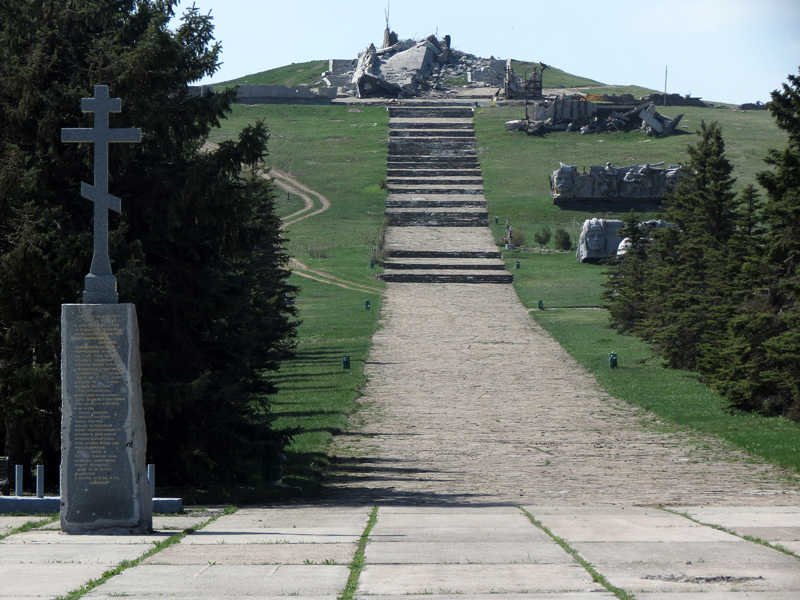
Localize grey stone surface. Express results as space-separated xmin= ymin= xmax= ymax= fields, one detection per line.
xmin=61 ymin=303 xmax=151 ymax=534
xmin=552 ymin=162 xmax=680 ymax=206
xmin=0 ymin=516 xmax=46 ymax=533
xmin=85 ymin=564 xmax=349 ymax=597
xmin=61 ymin=85 xmax=140 ymax=304
xmin=576 ymin=217 xmax=625 ymax=262
xmin=181 ymin=527 xmax=362 ymax=545
xmin=357 ymin=563 xmax=602 ymax=594
xmin=143 ymin=543 xmax=357 ymax=565
xmin=366 ymin=541 xmax=572 ymax=564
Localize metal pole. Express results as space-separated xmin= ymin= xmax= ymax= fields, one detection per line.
xmin=147 ymin=464 xmax=155 ymax=499
xmin=36 ymin=465 xmax=44 ymax=498
xmin=15 ymin=465 xmax=23 ymax=497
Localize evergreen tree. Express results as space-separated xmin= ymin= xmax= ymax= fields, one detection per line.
xmin=602 ymin=210 xmax=649 ymax=333
xmin=0 ymin=1 xmax=297 ymax=486
xmin=707 ymin=69 xmax=800 ymax=419
xmin=626 ymin=121 xmax=741 ymax=369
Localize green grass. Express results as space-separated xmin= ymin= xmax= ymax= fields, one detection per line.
xmin=53 ymin=507 xmax=235 ymax=600
xmin=210 ymin=103 xmax=389 ymax=285
xmin=512 ymin=61 xmax=603 ymax=88
xmin=199 ymin=81 xmax=798 ymax=497
xmin=339 ymin=506 xmax=379 ymax=600
xmin=530 ymin=309 xmax=800 ymax=473
xmin=519 ymin=507 xmax=635 ymax=600
xmin=214 ymin=60 xmax=329 ymax=89
xmin=0 ymin=514 xmax=58 ymax=540
xmin=583 ymin=85 xmax=660 ymax=98
xmin=270 ymin=275 xmax=383 ymax=494
xmin=470 ymin=102 xmax=800 ymax=473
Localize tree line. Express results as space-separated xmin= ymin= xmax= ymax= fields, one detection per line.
xmin=0 ymin=1 xmax=298 ymax=488
xmin=603 ymin=68 xmax=800 ymax=421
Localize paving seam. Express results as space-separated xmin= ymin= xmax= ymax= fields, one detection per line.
xmin=661 ymin=507 xmax=800 ymax=561
xmin=53 ymin=508 xmax=231 ymax=600
xmin=518 ymin=507 xmax=634 ymax=600
xmin=340 ymin=505 xmax=379 ymax=600
xmin=0 ymin=514 xmax=58 ymax=541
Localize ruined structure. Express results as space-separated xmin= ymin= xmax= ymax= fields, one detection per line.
xmin=551 ymin=162 xmax=681 ymax=210
xmin=576 ymin=218 xmax=625 ymax=263
xmin=323 ymin=32 xmax=509 ymax=98
xmin=507 ymin=100 xmax=684 ymax=136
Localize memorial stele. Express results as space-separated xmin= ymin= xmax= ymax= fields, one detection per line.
xmin=60 ymin=85 xmax=152 ymax=534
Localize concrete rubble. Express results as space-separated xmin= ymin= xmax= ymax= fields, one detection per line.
xmin=507 ymin=99 xmax=685 ymax=136
xmin=323 ymin=30 xmax=510 ymax=98
xmin=551 ymin=161 xmax=681 ymax=208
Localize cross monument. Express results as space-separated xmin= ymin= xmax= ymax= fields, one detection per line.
xmin=61 ymin=85 xmax=141 ymax=304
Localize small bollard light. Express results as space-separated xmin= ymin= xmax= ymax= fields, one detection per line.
xmin=342 ymin=355 xmax=351 ymax=369
xmin=538 ymin=300 xmax=544 ymax=310
xmin=609 ymin=352 xmax=618 ymax=368
xmin=365 ymin=300 xmax=371 ymax=310
xmin=494 ymin=216 xmax=499 ymax=224
xmin=515 ymin=260 xmax=520 ymax=269
xmin=369 ymin=259 xmax=375 ymax=268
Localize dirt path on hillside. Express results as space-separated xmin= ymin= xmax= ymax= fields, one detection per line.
xmin=324 ymin=282 xmax=799 ymax=507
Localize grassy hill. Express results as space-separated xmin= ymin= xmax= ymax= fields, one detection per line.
xmin=203 ymin=77 xmax=799 ymax=497
xmin=213 ymin=60 xmax=329 ymax=89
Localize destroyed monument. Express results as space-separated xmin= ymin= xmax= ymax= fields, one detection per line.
xmin=551 ymin=162 xmax=681 ymax=210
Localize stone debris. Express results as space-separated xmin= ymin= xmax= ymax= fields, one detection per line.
xmin=551 ymin=162 xmax=681 ymax=206
xmin=738 ymin=100 xmax=768 ymax=111
xmin=326 ymin=32 xmax=509 ymax=98
xmin=509 ymin=99 xmax=684 ymax=136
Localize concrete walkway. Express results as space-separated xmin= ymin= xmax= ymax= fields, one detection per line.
xmin=2 ymin=101 xmax=799 ymax=598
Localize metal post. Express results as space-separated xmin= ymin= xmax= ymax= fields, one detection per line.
xmin=538 ymin=300 xmax=544 ymax=310
xmin=15 ymin=465 xmax=23 ymax=497
xmin=495 ymin=216 xmax=499 ymax=224
xmin=609 ymin=352 xmax=618 ymax=368
xmin=147 ymin=464 xmax=155 ymax=499
xmin=342 ymin=355 xmax=351 ymax=370
xmin=36 ymin=465 xmax=44 ymax=498
xmin=515 ymin=260 xmax=520 ymax=269
xmin=365 ymin=300 xmax=371 ymax=310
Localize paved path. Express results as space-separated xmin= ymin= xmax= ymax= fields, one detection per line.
xmin=2 ymin=101 xmax=799 ymax=598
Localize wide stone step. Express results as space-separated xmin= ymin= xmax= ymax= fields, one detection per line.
xmin=387 ymin=177 xmax=484 ymax=185
xmin=384 ymin=259 xmax=506 ymax=270
xmin=378 ymin=271 xmax=513 ymax=284
xmin=387 ymin=169 xmax=482 ymax=177
xmin=387 ymin=185 xmax=484 ymax=195
xmin=386 ymin=210 xmax=489 ymax=227
xmin=389 ymin=130 xmax=476 ymax=138
xmin=386 ymin=199 xmax=486 ymax=208
xmin=389 ymin=140 xmax=476 ymax=151
xmin=387 ymin=250 xmax=502 ymax=258
xmin=389 ymin=155 xmax=480 ymax=165
xmin=389 ymin=108 xmax=474 ymax=118
xmin=390 ymin=121 xmax=474 ymax=130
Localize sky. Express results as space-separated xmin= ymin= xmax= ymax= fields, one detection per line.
xmin=171 ymin=0 xmax=800 ymax=105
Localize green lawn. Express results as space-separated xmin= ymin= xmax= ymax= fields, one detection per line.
xmin=205 ymin=89 xmax=799 ymax=498
xmin=213 ymin=60 xmax=329 ymax=89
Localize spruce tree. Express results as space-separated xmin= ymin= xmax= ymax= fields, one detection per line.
xmin=707 ymin=69 xmax=800 ymax=419
xmin=632 ymin=121 xmax=740 ymax=369
xmin=0 ymin=1 xmax=297 ymax=485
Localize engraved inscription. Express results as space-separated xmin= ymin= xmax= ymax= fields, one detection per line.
xmin=71 ymin=313 xmax=125 ymax=486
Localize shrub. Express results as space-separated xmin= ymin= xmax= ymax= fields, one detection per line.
xmin=554 ymin=228 xmax=572 ymax=250
xmin=533 ymin=226 xmax=552 ymax=247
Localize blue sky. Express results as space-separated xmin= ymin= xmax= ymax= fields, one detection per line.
xmin=173 ymin=0 xmax=800 ymax=105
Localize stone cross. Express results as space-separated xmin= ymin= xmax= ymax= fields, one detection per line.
xmin=61 ymin=85 xmax=141 ymax=304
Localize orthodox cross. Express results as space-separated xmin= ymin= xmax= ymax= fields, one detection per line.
xmin=61 ymin=85 xmax=141 ymax=304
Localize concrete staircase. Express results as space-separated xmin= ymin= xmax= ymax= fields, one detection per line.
xmin=379 ymin=104 xmax=511 ymax=284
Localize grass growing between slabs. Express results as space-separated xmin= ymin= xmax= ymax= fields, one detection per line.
xmin=531 ymin=309 xmax=800 ymax=474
